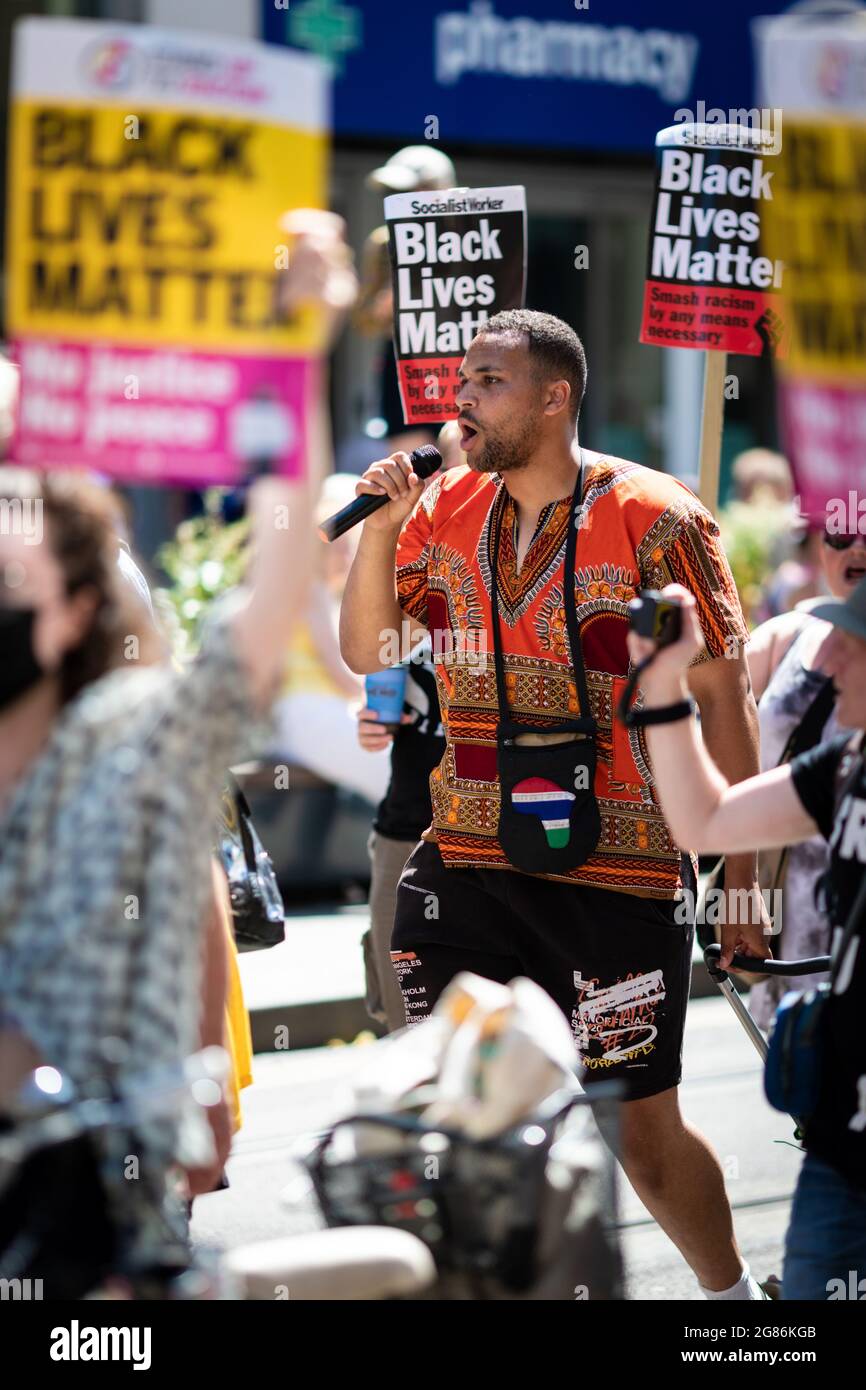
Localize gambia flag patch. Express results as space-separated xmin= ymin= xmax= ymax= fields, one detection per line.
xmin=511 ymin=777 xmax=576 ymax=849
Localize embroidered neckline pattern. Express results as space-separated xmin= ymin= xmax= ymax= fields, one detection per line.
xmin=478 ymin=484 xmax=573 ymax=628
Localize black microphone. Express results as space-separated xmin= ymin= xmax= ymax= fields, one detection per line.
xmin=318 ymin=445 xmax=442 ymax=542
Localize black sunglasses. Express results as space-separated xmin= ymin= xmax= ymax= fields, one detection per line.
xmin=822 ymin=532 xmax=866 ymax=551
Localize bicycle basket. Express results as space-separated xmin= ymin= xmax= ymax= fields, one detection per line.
xmin=304 ymin=1086 xmax=615 ymax=1294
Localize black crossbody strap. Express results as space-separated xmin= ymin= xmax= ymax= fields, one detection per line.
xmin=767 ymin=676 xmax=837 ymax=896
xmin=490 ymin=451 xmax=590 ymax=724
xmin=829 ymin=741 xmax=866 ymax=988
xmin=781 ymin=676 xmax=836 ymax=764
xmin=831 ymin=866 xmax=866 ymax=990
xmin=226 ymin=770 xmax=258 ymax=874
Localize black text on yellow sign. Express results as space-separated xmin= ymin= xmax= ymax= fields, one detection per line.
xmin=7 ymin=103 xmax=325 ymax=353
xmin=761 ymin=119 xmax=866 ymax=380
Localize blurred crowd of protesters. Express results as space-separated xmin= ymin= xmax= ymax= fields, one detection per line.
xmin=628 ymin=577 xmax=866 ymax=1301
xmin=711 ymin=446 xmax=864 ymax=1028
xmin=0 ymin=137 xmax=863 ymax=1302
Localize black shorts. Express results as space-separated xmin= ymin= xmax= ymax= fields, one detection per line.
xmin=391 ymin=840 xmax=695 ymax=1102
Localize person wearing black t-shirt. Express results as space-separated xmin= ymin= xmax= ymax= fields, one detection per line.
xmin=357 ymin=423 xmax=462 ymax=1031
xmin=627 ymin=575 xmax=866 ymax=1301
xmin=358 ymin=648 xmax=445 ymax=1030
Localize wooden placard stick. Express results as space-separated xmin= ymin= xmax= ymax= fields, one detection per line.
xmin=698 ymin=349 xmax=728 ymax=514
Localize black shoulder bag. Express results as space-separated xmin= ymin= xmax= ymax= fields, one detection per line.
xmin=216 ymin=775 xmax=286 ymax=952
xmin=764 ymin=738 xmax=865 ymax=1121
xmin=493 ymin=453 xmax=601 ymax=875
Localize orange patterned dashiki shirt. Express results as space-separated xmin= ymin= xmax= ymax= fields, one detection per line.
xmin=395 ymin=453 xmax=748 ymax=898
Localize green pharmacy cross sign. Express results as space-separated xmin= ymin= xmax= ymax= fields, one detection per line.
xmin=287 ymin=0 xmax=362 ymax=75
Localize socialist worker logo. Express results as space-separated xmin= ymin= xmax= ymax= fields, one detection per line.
xmin=82 ymin=38 xmax=136 ymax=92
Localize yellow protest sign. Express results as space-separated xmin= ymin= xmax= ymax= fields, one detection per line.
xmin=761 ymin=118 xmax=866 ymax=383
xmin=7 ymin=18 xmax=328 ymax=484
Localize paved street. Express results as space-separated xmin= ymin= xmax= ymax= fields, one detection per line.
xmin=192 ymin=992 xmax=802 ymax=1299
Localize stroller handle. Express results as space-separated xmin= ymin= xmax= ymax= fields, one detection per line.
xmin=703 ymin=943 xmax=831 ymax=978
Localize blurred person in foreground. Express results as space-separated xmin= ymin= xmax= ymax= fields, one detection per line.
xmin=0 ymin=469 xmax=293 ymax=1279
xmin=0 ymin=217 xmax=354 ymax=1287
xmin=745 ymin=523 xmax=865 ymax=1029
xmin=341 ymin=309 xmax=774 ymax=1300
xmin=356 ymin=421 xmax=464 ymax=1030
xmin=116 ymin=536 xmax=253 ymax=1189
xmin=628 ymin=578 xmax=866 ymax=1300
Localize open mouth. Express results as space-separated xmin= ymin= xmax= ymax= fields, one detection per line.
xmin=844 ymin=563 xmax=866 ymax=584
xmin=458 ymin=417 xmax=481 ymax=451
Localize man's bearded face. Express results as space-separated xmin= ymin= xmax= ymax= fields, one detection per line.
xmin=455 ymin=335 xmax=546 ymax=474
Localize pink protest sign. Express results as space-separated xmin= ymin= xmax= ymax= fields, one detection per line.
xmin=11 ymin=339 xmax=316 ymax=487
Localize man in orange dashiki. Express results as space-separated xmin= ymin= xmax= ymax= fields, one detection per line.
xmin=339 ymin=309 xmax=772 ymax=1301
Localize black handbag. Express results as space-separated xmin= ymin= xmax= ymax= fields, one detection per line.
xmin=216 ymin=774 xmax=285 ymax=953
xmin=493 ymin=453 xmax=601 ymax=875
xmin=765 ymin=860 xmax=865 ymax=1121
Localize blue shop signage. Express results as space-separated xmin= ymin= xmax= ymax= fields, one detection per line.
xmin=262 ymin=0 xmax=796 ymax=154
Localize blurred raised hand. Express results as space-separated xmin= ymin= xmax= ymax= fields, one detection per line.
xmin=228 ymin=209 xmax=362 ymax=707
xmin=276 ymin=208 xmax=358 ymax=350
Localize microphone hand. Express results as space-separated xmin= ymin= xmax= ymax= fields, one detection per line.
xmin=356 ymin=451 xmax=426 ymax=532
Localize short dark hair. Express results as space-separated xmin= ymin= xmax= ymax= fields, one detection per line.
xmin=475 ymin=309 xmax=587 ymax=422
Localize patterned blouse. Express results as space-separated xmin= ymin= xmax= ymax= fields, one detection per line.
xmin=0 ymin=614 xmax=254 ymax=1201
xmin=750 ymin=624 xmax=845 ymax=1029
xmin=396 ymin=456 xmax=748 ymax=898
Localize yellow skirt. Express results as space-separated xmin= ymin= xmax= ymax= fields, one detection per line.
xmin=213 ymin=868 xmax=254 ymax=1132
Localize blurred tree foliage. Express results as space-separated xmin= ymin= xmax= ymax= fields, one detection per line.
xmin=154 ymin=491 xmax=249 ymax=659
xmin=718 ymin=498 xmax=792 ymax=628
